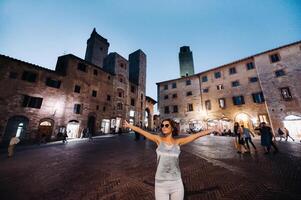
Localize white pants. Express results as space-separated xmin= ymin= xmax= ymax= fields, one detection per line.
xmin=155 ymin=179 xmax=184 ymax=200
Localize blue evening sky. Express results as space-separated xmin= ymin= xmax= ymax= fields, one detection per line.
xmin=1 ymin=0 xmax=301 ymax=112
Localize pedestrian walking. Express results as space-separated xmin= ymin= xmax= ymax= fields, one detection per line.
xmin=259 ymin=122 xmax=279 ymax=154
xmin=284 ymin=127 xmax=295 ymax=142
xmin=62 ymin=129 xmax=68 ymax=144
xmin=8 ymin=136 xmax=20 ymax=158
xmin=87 ymin=128 xmax=93 ymax=141
xmin=234 ymin=122 xmax=248 ymax=153
xmin=277 ymin=128 xmax=286 ymax=141
xmin=123 ymin=119 xmax=213 ymax=200
xmin=241 ymin=125 xmax=256 ymax=152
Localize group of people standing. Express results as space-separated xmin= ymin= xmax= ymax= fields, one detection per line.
xmin=233 ymin=122 xmax=257 ymax=153
xmin=234 ymin=122 xmax=279 ymax=154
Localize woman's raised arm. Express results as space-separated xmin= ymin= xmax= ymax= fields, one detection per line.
xmin=123 ymin=120 xmax=160 ymax=144
xmin=176 ymin=129 xmax=212 ymax=146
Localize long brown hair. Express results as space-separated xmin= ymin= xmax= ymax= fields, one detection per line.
xmin=161 ymin=119 xmax=177 ymax=136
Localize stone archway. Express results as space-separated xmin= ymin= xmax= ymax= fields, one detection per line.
xmin=38 ymin=118 xmax=54 ymax=141
xmin=3 ymin=116 xmax=29 ymax=143
xmin=66 ymin=120 xmax=80 ymax=138
xmin=234 ymin=113 xmax=253 ymax=129
xmin=283 ymin=115 xmax=301 ymax=140
xmin=87 ymin=115 xmax=96 ymax=135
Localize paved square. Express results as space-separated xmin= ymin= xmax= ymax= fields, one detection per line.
xmin=0 ymin=134 xmax=301 ymax=200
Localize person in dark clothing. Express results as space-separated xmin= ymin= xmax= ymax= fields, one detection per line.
xmin=62 ymin=129 xmax=68 ymax=144
xmin=259 ymin=122 xmax=278 ymax=154
xmin=277 ymin=128 xmax=286 ymax=141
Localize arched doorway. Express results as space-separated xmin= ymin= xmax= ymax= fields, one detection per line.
xmin=38 ymin=119 xmax=54 ymax=141
xmin=66 ymin=120 xmax=79 ymax=138
xmin=283 ymin=115 xmax=301 ymax=140
xmin=87 ymin=115 xmax=96 ymax=135
xmin=4 ymin=116 xmax=29 ymax=143
xmin=235 ymin=113 xmax=253 ymax=129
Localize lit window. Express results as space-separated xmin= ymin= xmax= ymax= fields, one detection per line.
xmin=218 ymin=98 xmax=226 ymax=108
xmin=280 ymin=87 xmax=292 ymax=100
xmin=217 ymin=84 xmax=224 ymax=90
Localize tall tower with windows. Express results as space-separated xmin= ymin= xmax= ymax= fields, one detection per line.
xmin=85 ymin=28 xmax=110 ymax=67
xmin=179 ymin=46 xmax=195 ymax=77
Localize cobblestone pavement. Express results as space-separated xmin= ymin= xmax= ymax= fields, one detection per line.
xmin=0 ymin=134 xmax=301 ymax=200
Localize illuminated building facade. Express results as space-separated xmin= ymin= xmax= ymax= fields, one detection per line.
xmin=157 ymin=41 xmax=301 ymax=139
xmin=0 ymin=29 xmax=153 ymax=144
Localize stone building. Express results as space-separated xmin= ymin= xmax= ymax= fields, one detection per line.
xmin=157 ymin=41 xmax=301 ymax=139
xmin=179 ymin=46 xmax=195 ymax=77
xmin=0 ymin=29 xmax=153 ymax=144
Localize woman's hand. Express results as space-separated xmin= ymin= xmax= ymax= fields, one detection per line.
xmin=123 ymin=120 xmax=130 ymax=128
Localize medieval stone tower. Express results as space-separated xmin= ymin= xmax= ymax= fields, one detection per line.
xmin=179 ymin=46 xmax=195 ymax=77
xmin=129 ymin=50 xmax=147 ymax=123
xmin=85 ymin=28 xmax=110 ymax=67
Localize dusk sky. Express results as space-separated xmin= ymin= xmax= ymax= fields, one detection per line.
xmin=1 ymin=0 xmax=301 ymax=112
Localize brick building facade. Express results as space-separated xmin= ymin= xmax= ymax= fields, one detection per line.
xmin=0 ymin=29 xmax=154 ymax=144
xmin=157 ymin=41 xmax=301 ymax=139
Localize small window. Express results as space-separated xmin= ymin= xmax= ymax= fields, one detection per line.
xmin=246 ymin=62 xmax=255 ymax=70
xmin=117 ymin=103 xmax=123 ymax=110
xmin=108 ymin=76 xmax=111 ymax=80
xmin=249 ymin=77 xmax=258 ymax=83
xmin=172 ymin=82 xmax=177 ymax=88
xmin=186 ymin=91 xmax=192 ymax=96
xmin=229 ymin=67 xmax=237 ymax=75
xmin=202 ymin=88 xmax=209 ymax=93
xmin=280 ymin=87 xmax=292 ymax=100
xmin=93 ymin=69 xmax=98 ymax=76
xmin=164 ymin=95 xmax=169 ymax=100
xmin=103 ymin=106 xmax=106 ymax=112
xmin=119 ymin=77 xmax=123 ymax=83
xmin=77 ymin=63 xmax=87 ymax=72
xmin=141 ymin=94 xmax=143 ymax=100
xmin=9 ymin=72 xmax=18 ymax=79
xmin=217 ymin=84 xmax=224 ymax=90
xmin=202 ymin=76 xmax=208 ymax=82
xmin=275 ymin=69 xmax=285 ymax=77
xmin=96 ymin=105 xmax=99 ymax=110
xmin=164 ymin=106 xmax=170 ymax=114
xmin=187 ymin=103 xmax=193 ymax=111
xmin=270 ymin=53 xmax=280 ymax=63
xmin=107 ymin=95 xmax=111 ymax=101
xmin=205 ymin=100 xmax=211 ymax=110
xmin=22 ymin=71 xmax=37 ymax=83
xmin=92 ymin=90 xmax=97 ymax=97
xmin=164 ymin=84 xmax=168 ymax=90
xmin=252 ymin=92 xmax=265 ymax=103
xmin=214 ymin=72 xmax=221 ymax=79
xmin=131 ymin=98 xmax=135 ymax=106
xmin=173 ymin=105 xmax=178 ymax=113
xmin=186 ymin=80 xmax=191 ymax=85
xmin=46 ymin=78 xmax=61 ymax=89
xmin=232 ymin=81 xmax=240 ymax=87
xmin=172 ymin=94 xmax=178 ymax=98
xmin=232 ymin=96 xmax=245 ymax=105
xmin=218 ymin=98 xmax=226 ymax=109
xmin=22 ymin=95 xmax=43 ymax=109
xmin=74 ymin=85 xmax=81 ymax=93
xmin=73 ymin=104 xmax=81 ymax=114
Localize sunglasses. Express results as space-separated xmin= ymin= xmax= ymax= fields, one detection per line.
xmin=161 ymin=124 xmax=170 ymax=128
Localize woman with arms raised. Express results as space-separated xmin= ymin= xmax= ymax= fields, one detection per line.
xmin=123 ymin=119 xmax=213 ymax=200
